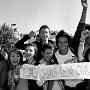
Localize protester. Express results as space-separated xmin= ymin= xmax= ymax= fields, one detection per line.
xmin=78 ymin=30 xmax=90 ymax=90
xmin=70 ymin=0 xmax=88 ymax=55
xmin=83 ymin=25 xmax=90 ymax=55
xmin=15 ymin=25 xmax=54 ymax=61
xmin=48 ymin=30 xmax=85 ymax=90
xmin=0 ymin=52 xmax=8 ymax=90
xmin=36 ymin=43 xmax=55 ymax=90
xmin=16 ymin=43 xmax=44 ymax=90
xmin=47 ymin=0 xmax=88 ymax=89
xmin=8 ymin=49 xmax=23 ymax=90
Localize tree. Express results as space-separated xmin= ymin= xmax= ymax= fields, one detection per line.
xmin=0 ymin=23 xmax=19 ymax=52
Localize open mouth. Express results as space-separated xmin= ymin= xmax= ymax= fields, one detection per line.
xmin=13 ymin=61 xmax=19 ymax=64
xmin=26 ymin=55 xmax=32 ymax=58
xmin=13 ymin=61 xmax=18 ymax=63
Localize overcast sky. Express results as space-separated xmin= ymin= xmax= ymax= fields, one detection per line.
xmin=0 ymin=0 xmax=90 ymax=35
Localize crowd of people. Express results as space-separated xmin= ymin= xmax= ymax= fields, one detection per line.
xmin=0 ymin=0 xmax=90 ymax=90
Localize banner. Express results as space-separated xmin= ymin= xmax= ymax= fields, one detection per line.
xmin=20 ymin=64 xmax=38 ymax=80
xmin=20 ymin=62 xmax=90 ymax=80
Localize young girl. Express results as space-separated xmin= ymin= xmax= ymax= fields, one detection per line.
xmin=16 ymin=43 xmax=43 ymax=90
xmin=8 ymin=49 xmax=23 ymax=90
xmin=36 ymin=43 xmax=54 ymax=90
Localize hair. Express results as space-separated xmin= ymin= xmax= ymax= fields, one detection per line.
xmin=42 ymin=43 xmax=54 ymax=53
xmin=85 ymin=24 xmax=90 ymax=30
xmin=56 ymin=30 xmax=71 ymax=46
xmin=0 ymin=51 xmax=5 ymax=62
xmin=24 ymin=43 xmax=37 ymax=53
xmin=84 ymin=48 xmax=90 ymax=62
xmin=39 ymin=25 xmax=50 ymax=34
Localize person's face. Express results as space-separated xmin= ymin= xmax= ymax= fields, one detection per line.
xmin=57 ymin=37 xmax=69 ymax=54
xmin=2 ymin=51 xmax=8 ymax=60
xmin=40 ymin=28 xmax=50 ymax=41
xmin=10 ymin=52 xmax=20 ymax=66
xmin=43 ymin=48 xmax=53 ymax=62
xmin=25 ymin=46 xmax=35 ymax=60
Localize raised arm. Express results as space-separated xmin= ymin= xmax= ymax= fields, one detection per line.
xmin=70 ymin=0 xmax=88 ymax=55
xmin=80 ymin=0 xmax=88 ymax=23
xmin=15 ymin=34 xmax=30 ymax=50
xmin=78 ymin=30 xmax=90 ymax=61
xmin=15 ymin=31 xmax=35 ymax=50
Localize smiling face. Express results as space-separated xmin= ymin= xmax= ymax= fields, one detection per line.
xmin=25 ymin=46 xmax=35 ymax=60
xmin=43 ymin=48 xmax=53 ymax=62
xmin=57 ymin=37 xmax=69 ymax=55
xmin=10 ymin=52 xmax=20 ymax=66
xmin=39 ymin=28 xmax=50 ymax=41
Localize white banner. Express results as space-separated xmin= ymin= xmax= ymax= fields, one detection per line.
xmin=20 ymin=62 xmax=90 ymax=80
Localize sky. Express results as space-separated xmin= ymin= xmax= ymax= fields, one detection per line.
xmin=0 ymin=0 xmax=90 ymax=35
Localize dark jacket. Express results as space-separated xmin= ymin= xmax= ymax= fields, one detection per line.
xmin=70 ymin=22 xmax=85 ymax=55
xmin=0 ymin=53 xmax=8 ymax=90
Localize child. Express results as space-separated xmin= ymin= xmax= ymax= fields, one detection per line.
xmin=48 ymin=30 xmax=83 ymax=90
xmin=16 ymin=43 xmax=43 ymax=90
xmin=36 ymin=43 xmax=54 ymax=90
xmin=8 ymin=49 xmax=23 ymax=90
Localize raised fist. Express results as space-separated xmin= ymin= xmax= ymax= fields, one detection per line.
xmin=81 ymin=0 xmax=88 ymax=8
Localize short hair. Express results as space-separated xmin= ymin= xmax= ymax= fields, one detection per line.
xmin=42 ymin=43 xmax=54 ymax=53
xmin=56 ymin=30 xmax=71 ymax=46
xmin=39 ymin=25 xmax=50 ymax=34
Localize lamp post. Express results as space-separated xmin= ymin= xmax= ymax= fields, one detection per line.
xmin=11 ymin=24 xmax=16 ymax=49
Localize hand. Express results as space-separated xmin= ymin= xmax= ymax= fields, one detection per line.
xmin=81 ymin=0 xmax=88 ymax=8
xmin=15 ymin=65 xmax=21 ymax=75
xmin=36 ymin=80 xmax=44 ymax=87
xmin=81 ymin=30 xmax=90 ymax=40
xmin=28 ymin=31 xmax=36 ymax=38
